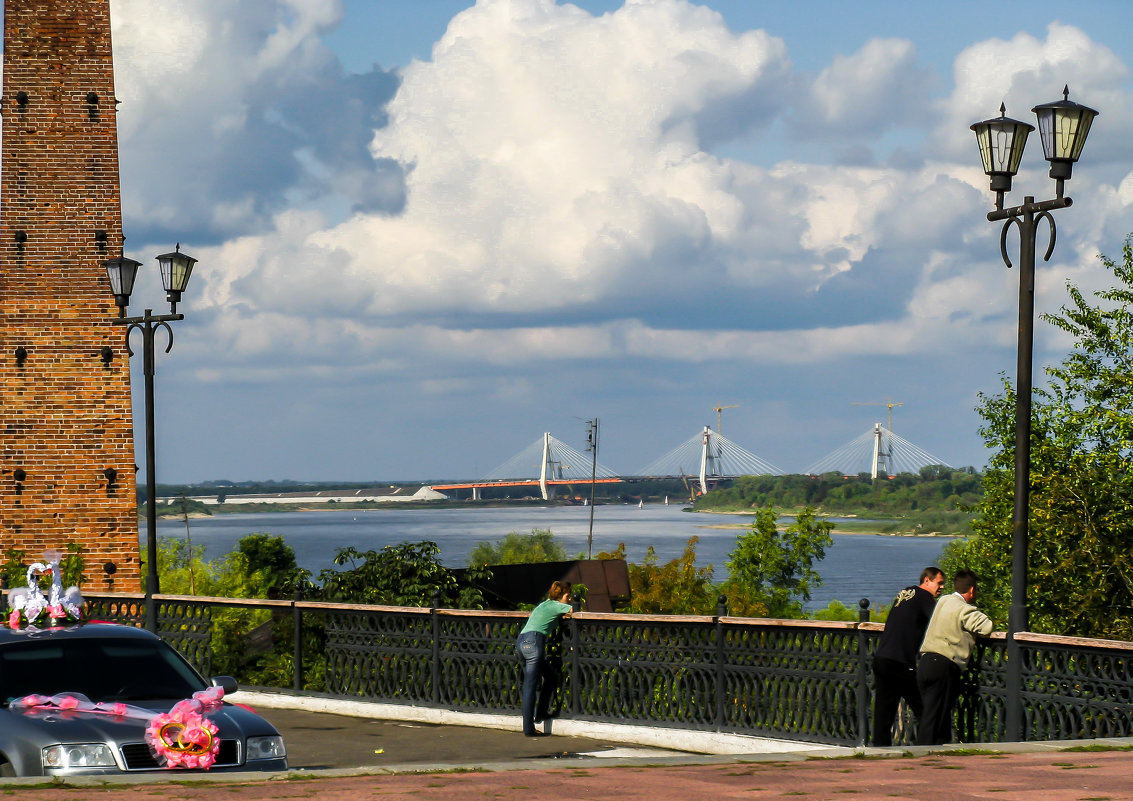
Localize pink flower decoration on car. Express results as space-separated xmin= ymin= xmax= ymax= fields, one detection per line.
xmin=145 ymin=688 xmax=225 ymax=769
xmin=7 ymin=609 xmax=19 ymax=629
xmin=56 ymin=695 xmax=80 ymax=710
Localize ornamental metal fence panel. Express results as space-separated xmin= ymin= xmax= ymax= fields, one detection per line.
xmin=721 ymin=620 xmax=864 ymax=745
xmin=435 ymin=612 xmax=525 ymax=711
xmin=958 ymin=638 xmax=1009 ymax=743
xmin=323 ymin=607 xmax=432 ymax=700
xmin=571 ymin=615 xmax=719 ymax=731
xmin=72 ymin=593 xmax=1133 ymax=747
xmin=1017 ymin=634 xmax=1133 ymax=741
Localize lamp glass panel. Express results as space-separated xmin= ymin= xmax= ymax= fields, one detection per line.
xmin=1005 ymin=122 xmax=1030 ymax=173
xmin=974 ymin=120 xmax=1029 ymax=175
xmin=158 ymin=252 xmax=197 ymax=293
xmin=104 ymin=258 xmax=141 ymax=298
xmin=974 ymin=127 xmax=994 ymax=173
xmin=1035 ymin=106 xmax=1097 ymax=162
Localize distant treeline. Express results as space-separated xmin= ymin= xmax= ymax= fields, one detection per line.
xmin=147 ymin=480 xmax=403 ymax=504
xmin=694 ymin=466 xmax=983 ymax=516
xmin=150 ymin=478 xmax=700 ymax=505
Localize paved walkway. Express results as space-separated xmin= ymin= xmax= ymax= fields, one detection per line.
xmin=2 ymin=705 xmax=1131 ymax=799
xmin=5 ymin=747 xmax=1133 ymax=800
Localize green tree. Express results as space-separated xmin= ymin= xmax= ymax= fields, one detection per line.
xmin=467 ymin=528 xmax=567 ymax=566
xmin=722 ymin=507 xmax=833 ymax=618
xmin=944 ymin=236 xmax=1133 ymax=640
xmin=153 ymin=538 xmax=267 ymax=599
xmin=318 ymin=542 xmax=489 ymax=608
xmin=599 ymin=537 xmax=716 ymax=615
xmin=237 ymin=533 xmax=300 ymax=598
xmin=811 ymin=599 xmax=861 ymax=622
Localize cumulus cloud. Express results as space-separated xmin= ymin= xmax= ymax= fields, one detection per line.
xmin=796 ymin=38 xmax=933 ymax=137
xmin=112 ymin=0 xmax=402 ymax=245
xmin=95 ymin=2 xmax=1133 ymax=477
xmin=198 ymin=0 xmax=940 ymax=330
xmin=106 ymin=1 xmax=1133 ymax=372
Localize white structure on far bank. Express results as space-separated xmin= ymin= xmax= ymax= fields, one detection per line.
xmin=165 ymin=486 xmax=448 ymax=506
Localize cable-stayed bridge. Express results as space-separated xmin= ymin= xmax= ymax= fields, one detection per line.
xmin=431 ymin=427 xmax=782 ymax=500
xmin=430 ymin=424 xmax=948 ymax=500
xmin=636 ymin=426 xmax=784 ymax=495
xmin=432 ymin=433 xmax=621 ymax=500
xmin=802 ymin=423 xmax=949 ymax=479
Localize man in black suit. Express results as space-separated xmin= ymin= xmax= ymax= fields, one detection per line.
xmin=871 ymin=566 xmax=945 ymax=746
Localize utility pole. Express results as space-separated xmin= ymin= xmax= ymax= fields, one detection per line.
xmin=585 ymin=418 xmax=599 ymax=559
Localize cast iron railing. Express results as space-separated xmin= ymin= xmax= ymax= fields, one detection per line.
xmin=62 ymin=593 xmax=1133 ymax=746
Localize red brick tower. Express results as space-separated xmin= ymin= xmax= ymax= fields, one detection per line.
xmin=0 ymin=0 xmax=140 ymax=589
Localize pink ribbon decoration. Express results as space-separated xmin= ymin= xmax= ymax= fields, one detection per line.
xmin=11 ymin=693 xmax=153 ymax=722
xmin=14 ymin=688 xmax=228 ymax=769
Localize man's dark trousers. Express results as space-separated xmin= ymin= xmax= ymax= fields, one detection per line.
xmin=872 ymin=657 xmax=922 ymax=746
xmin=916 ymin=652 xmax=961 ymax=745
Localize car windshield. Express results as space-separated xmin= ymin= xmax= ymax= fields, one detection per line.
xmin=0 ymin=636 xmax=206 ymax=705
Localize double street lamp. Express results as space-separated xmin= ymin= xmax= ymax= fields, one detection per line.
xmin=970 ymin=87 xmax=1098 ymax=741
xmin=104 ymin=245 xmax=198 ymax=632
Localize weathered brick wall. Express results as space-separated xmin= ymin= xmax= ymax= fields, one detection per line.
xmin=0 ymin=0 xmax=140 ymax=590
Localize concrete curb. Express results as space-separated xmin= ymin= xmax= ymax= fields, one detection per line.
xmin=236 ymin=689 xmax=843 ymax=756
xmin=235 ymin=690 xmax=1133 ymax=761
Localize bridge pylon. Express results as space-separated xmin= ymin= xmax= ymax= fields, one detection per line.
xmin=699 ymin=426 xmax=716 ymax=495
xmin=539 ymin=432 xmax=559 ymax=500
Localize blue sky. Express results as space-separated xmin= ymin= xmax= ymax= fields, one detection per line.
xmin=102 ymin=0 xmax=1133 ymax=483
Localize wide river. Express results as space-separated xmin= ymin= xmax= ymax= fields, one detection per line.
xmin=154 ymin=504 xmax=957 ymax=612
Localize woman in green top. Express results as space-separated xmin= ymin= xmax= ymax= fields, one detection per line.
xmin=516 ymin=580 xmax=573 ymax=736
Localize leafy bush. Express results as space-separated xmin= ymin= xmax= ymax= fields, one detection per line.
xmin=599 ymin=538 xmax=717 ymax=615
xmin=722 ymin=508 xmax=832 ymax=618
xmin=318 ymin=542 xmax=489 ymax=609
xmin=467 ymin=528 xmax=568 ymax=566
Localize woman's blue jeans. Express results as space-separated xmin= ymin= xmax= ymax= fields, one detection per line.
xmin=516 ymin=631 xmax=557 ymax=735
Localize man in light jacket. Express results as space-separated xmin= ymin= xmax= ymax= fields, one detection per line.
xmin=916 ymin=569 xmax=993 ymax=745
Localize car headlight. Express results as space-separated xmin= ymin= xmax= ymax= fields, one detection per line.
xmin=42 ymin=744 xmax=117 ymax=769
xmin=246 ymin=735 xmax=286 ymax=761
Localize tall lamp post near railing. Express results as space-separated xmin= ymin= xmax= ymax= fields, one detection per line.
xmin=585 ymin=417 xmax=599 ymax=559
xmin=970 ymin=87 xmax=1098 ymax=741
xmin=104 ymin=245 xmax=198 ymax=632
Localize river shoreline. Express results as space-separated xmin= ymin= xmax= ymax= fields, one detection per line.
xmin=152 ymin=501 xmax=964 ymax=539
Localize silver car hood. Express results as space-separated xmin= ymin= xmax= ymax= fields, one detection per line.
xmin=4 ymin=701 xmax=255 ymax=740
xmin=0 ymin=701 xmax=279 ymax=774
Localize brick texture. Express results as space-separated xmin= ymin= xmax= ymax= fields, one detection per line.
xmin=0 ymin=0 xmax=140 ymax=590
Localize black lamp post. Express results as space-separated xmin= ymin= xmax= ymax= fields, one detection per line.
xmin=104 ymin=245 xmax=198 ymax=632
xmin=970 ymin=87 xmax=1097 ymax=741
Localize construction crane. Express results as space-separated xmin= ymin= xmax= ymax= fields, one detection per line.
xmin=852 ymin=399 xmax=904 ymax=432
xmin=678 ymin=466 xmax=697 ymax=504
xmin=712 ymin=403 xmax=739 ymax=435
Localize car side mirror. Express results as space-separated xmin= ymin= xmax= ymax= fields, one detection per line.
xmin=211 ymin=675 xmax=239 ymax=695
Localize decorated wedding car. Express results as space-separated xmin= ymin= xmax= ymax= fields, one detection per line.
xmin=0 ymin=555 xmax=287 ymax=776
